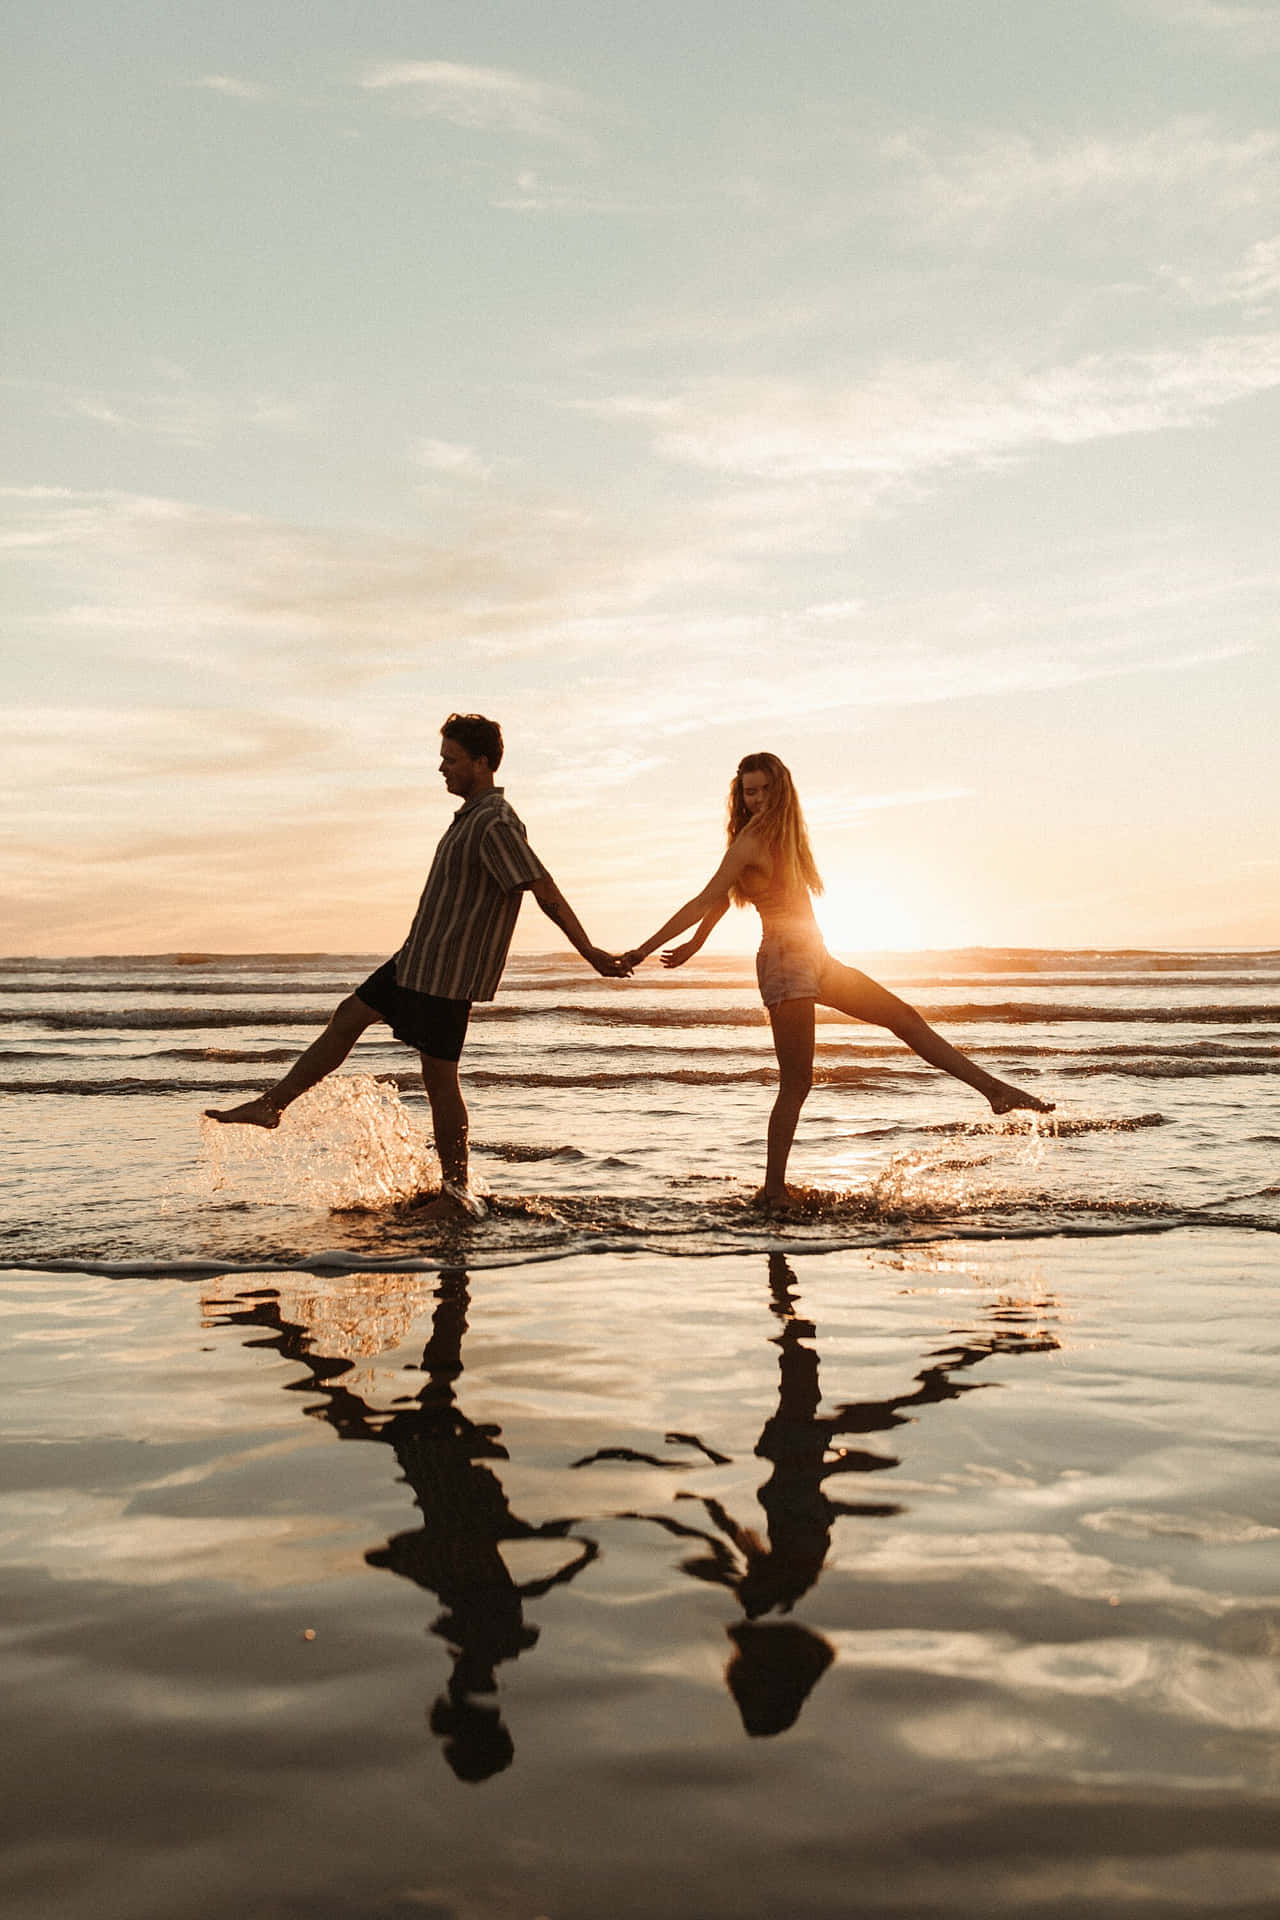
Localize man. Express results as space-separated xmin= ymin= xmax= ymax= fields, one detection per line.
xmin=205 ymin=713 xmax=624 ymax=1217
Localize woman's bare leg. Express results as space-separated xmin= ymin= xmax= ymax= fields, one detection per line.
xmin=817 ymin=963 xmax=1052 ymax=1113
xmin=204 ymin=992 xmax=383 ymax=1128
xmin=761 ymin=998 xmax=816 ymax=1202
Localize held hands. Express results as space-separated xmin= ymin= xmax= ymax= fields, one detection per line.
xmin=587 ymin=947 xmax=634 ymax=978
xmin=591 ymin=940 xmax=697 ymax=977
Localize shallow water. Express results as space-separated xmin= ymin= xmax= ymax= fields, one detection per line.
xmin=2 ymin=949 xmax=1278 ymax=1271
xmin=1 ymin=1232 xmax=1277 ymax=1919
xmin=2 ymin=951 xmax=1278 ymax=1915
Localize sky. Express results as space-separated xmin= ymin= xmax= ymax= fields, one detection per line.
xmin=5 ymin=0 xmax=1279 ymax=957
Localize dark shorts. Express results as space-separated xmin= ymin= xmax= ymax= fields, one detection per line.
xmin=355 ymin=960 xmax=471 ymax=1063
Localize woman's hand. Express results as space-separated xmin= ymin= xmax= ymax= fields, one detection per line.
xmin=660 ymin=941 xmax=697 ymax=969
xmin=616 ymin=948 xmax=646 ymax=974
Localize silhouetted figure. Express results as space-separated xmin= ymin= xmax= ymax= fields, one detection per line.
xmin=205 ymin=1268 xmax=596 ymax=1782
xmin=619 ymin=752 xmax=1051 ymax=1203
xmin=593 ymin=1253 xmax=1058 ymax=1736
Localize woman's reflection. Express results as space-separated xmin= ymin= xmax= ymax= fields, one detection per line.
xmin=205 ymin=1268 xmax=597 ymax=1782
xmin=593 ymin=1253 xmax=1059 ymax=1736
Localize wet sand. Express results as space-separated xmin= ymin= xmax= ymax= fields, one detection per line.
xmin=0 ymin=1228 xmax=1276 ymax=1919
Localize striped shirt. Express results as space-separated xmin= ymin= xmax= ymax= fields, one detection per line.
xmin=394 ymin=788 xmax=548 ymax=1002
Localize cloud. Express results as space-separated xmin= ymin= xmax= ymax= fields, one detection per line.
xmin=410 ymin=438 xmax=492 ymax=479
xmin=490 ymin=168 xmax=648 ymax=215
xmin=4 ymin=370 xmax=314 ymax=449
xmin=0 ymin=707 xmax=332 ymax=810
xmin=585 ymin=332 xmax=1280 ymax=483
xmin=803 ymin=786 xmax=975 ymax=828
xmin=1131 ymin=0 xmax=1280 ymax=50
xmin=4 ymin=482 xmax=1266 ymax=740
xmin=0 ymin=486 xmax=658 ymax=677
xmin=1165 ymin=235 xmax=1280 ymax=314
xmin=358 ymin=60 xmax=591 ymax=145
xmin=192 ymin=75 xmax=270 ymax=103
xmin=881 ymin=117 xmax=1280 ymax=236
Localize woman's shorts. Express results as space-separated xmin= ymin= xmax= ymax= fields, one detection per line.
xmin=755 ymin=927 xmax=831 ymax=1010
xmin=355 ymin=960 xmax=471 ymax=1063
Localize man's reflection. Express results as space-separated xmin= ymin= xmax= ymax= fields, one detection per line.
xmin=599 ymin=1253 xmax=1059 ymax=1736
xmin=205 ymin=1268 xmax=596 ymax=1782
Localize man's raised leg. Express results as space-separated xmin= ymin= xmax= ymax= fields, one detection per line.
xmin=204 ymin=992 xmax=383 ymax=1127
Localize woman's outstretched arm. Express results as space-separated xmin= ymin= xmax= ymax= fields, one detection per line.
xmin=661 ymin=900 xmax=729 ymax=968
xmin=620 ymin=840 xmax=756 ymax=969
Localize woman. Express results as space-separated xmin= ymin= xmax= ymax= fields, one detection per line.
xmin=620 ymin=752 xmax=1052 ymax=1207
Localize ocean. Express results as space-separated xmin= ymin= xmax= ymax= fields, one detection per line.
xmin=1 ymin=949 xmax=1277 ymax=1918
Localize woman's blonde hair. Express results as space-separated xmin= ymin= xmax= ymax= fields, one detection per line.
xmin=726 ymin=752 xmax=823 ymax=905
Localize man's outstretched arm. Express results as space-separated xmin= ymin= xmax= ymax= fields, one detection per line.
xmin=529 ymin=874 xmax=629 ymax=976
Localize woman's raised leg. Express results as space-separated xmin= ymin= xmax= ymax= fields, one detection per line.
xmin=762 ymin=998 xmax=817 ymax=1202
xmin=817 ymin=963 xmax=1052 ymax=1114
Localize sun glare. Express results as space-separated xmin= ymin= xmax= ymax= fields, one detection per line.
xmin=816 ymin=896 xmax=932 ymax=957
xmin=813 ymin=861 xmax=953 ymax=956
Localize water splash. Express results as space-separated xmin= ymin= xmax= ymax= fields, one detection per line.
xmin=198 ymin=1073 xmax=442 ymax=1211
xmin=868 ymin=1115 xmax=1055 ymax=1219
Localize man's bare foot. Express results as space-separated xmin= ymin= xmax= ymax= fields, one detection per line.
xmin=203 ymin=1096 xmax=283 ymax=1129
xmin=988 ymin=1081 xmax=1054 ymax=1116
xmin=415 ymin=1185 xmax=487 ymax=1223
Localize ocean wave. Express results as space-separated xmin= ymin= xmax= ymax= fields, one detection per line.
xmin=919 ymin=1112 xmax=1167 ymax=1137
xmin=479 ymin=1141 xmax=588 ymax=1163
xmin=7 ymin=1048 xmax=1276 ymax=1097
xmin=152 ymin=1046 xmax=302 ymax=1063
xmin=0 ymin=981 xmax=352 ymax=997
xmin=0 ymin=1007 xmax=336 ymax=1031
xmin=1053 ymin=1059 xmax=1280 ymax=1079
xmin=5 ymin=946 xmax=1279 ymax=976
xmin=7 ymin=970 xmax=1280 ymax=999
xmin=6 ymin=999 xmax=1280 ymax=1034
xmin=4 ymin=1204 xmax=1275 ymax=1279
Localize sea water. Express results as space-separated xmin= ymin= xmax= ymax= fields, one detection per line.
xmin=1 ymin=951 xmax=1277 ymax=1918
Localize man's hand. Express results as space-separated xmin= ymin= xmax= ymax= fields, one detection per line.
xmin=614 ymin=949 xmax=646 ymax=974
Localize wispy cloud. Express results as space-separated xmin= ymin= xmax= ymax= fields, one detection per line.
xmin=0 ymin=485 xmax=703 ymax=681
xmin=1165 ymin=235 xmax=1280 ymax=314
xmin=881 ymin=117 xmax=1280 ymax=233
xmin=410 ymin=438 xmax=492 ymax=480
xmin=5 ymin=369 xmax=314 ymax=448
xmin=192 ymin=74 xmax=270 ymax=103
xmin=804 ymin=785 xmax=974 ymax=828
xmin=490 ymin=168 xmax=647 ymax=216
xmin=585 ymin=332 xmax=1280 ymax=483
xmin=0 ymin=707 xmax=330 ymax=810
xmin=359 ymin=60 xmax=592 ymax=146
xmin=4 ymin=482 xmax=1267 ymax=731
xmin=1132 ymin=0 xmax=1280 ymax=50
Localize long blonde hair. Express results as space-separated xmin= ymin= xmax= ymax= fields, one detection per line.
xmin=726 ymin=752 xmax=823 ymax=906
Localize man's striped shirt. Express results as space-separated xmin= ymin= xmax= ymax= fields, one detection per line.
xmin=394 ymin=788 xmax=547 ymax=1002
